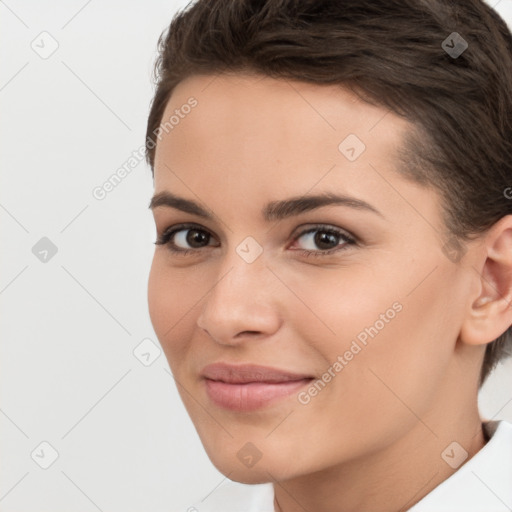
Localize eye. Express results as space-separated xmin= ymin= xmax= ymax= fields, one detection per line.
xmin=290 ymin=225 xmax=357 ymax=258
xmin=154 ymin=223 xmax=218 ymax=255
xmin=154 ymin=222 xmax=357 ymax=258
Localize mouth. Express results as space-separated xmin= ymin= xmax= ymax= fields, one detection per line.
xmin=201 ymin=362 xmax=315 ymax=411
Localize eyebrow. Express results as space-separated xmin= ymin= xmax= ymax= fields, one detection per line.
xmin=148 ymin=191 xmax=384 ymax=222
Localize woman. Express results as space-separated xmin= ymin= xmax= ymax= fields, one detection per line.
xmin=145 ymin=0 xmax=512 ymax=510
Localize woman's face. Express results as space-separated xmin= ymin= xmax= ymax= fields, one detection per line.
xmin=148 ymin=72 xmax=478 ymax=482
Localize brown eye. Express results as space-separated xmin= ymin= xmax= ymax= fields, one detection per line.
xmin=291 ymin=225 xmax=357 ymax=257
xmin=179 ymin=228 xmax=210 ymax=248
xmin=155 ymin=223 xmax=218 ymax=254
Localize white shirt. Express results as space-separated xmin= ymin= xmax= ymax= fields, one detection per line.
xmin=177 ymin=419 xmax=512 ymax=512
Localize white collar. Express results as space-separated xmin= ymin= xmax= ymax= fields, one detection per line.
xmin=408 ymin=419 xmax=512 ymax=511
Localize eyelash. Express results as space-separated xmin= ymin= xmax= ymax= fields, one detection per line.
xmin=154 ymin=222 xmax=357 ymax=258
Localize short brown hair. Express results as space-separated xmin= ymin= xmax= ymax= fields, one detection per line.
xmin=145 ymin=0 xmax=512 ymax=387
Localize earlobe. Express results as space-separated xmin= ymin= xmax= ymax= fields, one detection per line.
xmin=459 ymin=215 xmax=512 ymax=347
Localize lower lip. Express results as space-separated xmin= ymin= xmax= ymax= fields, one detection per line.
xmin=204 ymin=378 xmax=313 ymax=412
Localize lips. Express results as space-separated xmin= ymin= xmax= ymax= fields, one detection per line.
xmin=201 ymin=362 xmax=314 ymax=411
xmin=201 ymin=362 xmax=314 ymax=384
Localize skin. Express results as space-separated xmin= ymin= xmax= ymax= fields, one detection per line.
xmin=148 ymin=72 xmax=512 ymax=512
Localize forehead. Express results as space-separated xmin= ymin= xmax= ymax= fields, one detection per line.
xmin=152 ymin=72 xmax=439 ymax=230
xmin=154 ymin=72 xmax=411 ymax=177
xmin=156 ymin=72 xmax=409 ymax=165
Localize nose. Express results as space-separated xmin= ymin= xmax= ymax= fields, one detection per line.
xmin=196 ymin=252 xmax=282 ymax=346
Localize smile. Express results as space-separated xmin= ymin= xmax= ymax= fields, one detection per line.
xmin=201 ymin=362 xmax=315 ymax=412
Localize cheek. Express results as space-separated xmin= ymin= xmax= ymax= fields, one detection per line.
xmin=147 ymin=255 xmax=194 ymax=364
xmin=147 ymin=256 xmax=168 ymax=336
xmin=290 ymin=260 xmax=456 ymax=411
xmin=278 ymin=263 xmax=399 ymax=353
xmin=337 ymin=267 xmax=457 ymax=415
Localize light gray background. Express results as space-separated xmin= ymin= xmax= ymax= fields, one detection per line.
xmin=1 ymin=1 xmax=512 ymax=511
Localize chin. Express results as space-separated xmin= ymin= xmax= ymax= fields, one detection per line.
xmin=227 ymin=471 xmax=274 ymax=485
xmin=205 ymin=448 xmax=303 ymax=485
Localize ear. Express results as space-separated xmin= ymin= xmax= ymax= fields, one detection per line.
xmin=459 ymin=215 xmax=512 ymax=346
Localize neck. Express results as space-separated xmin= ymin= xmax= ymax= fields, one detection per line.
xmin=273 ymin=402 xmax=486 ymax=512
